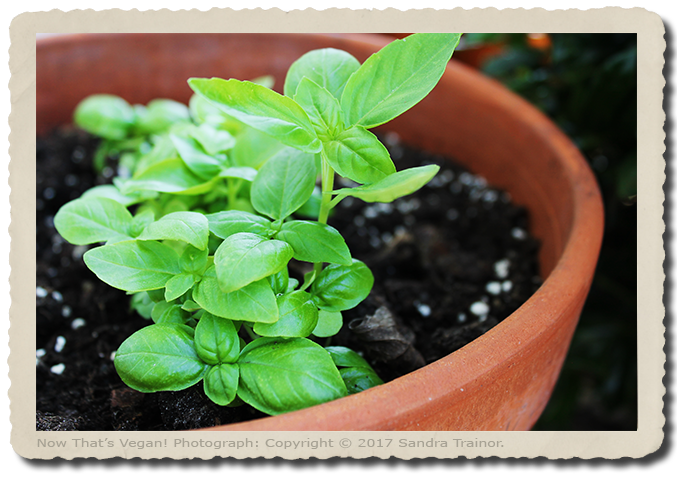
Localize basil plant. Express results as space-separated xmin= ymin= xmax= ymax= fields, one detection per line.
xmin=54 ymin=33 xmax=461 ymax=416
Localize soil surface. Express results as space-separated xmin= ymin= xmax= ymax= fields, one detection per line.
xmin=36 ymin=128 xmax=541 ymax=431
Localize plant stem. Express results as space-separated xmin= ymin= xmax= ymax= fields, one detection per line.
xmin=227 ymin=178 xmax=242 ymax=207
xmin=314 ymin=152 xmax=335 ymax=276
xmin=317 ymin=152 xmax=335 ymax=226
xmin=243 ymin=323 xmax=258 ymax=341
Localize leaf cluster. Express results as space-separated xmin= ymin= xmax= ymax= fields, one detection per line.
xmin=55 ymin=33 xmax=460 ymax=415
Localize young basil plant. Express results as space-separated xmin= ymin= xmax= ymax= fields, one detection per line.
xmin=55 ymin=33 xmax=460 ymax=417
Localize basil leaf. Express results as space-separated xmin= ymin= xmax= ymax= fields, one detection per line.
xmin=339 ymin=367 xmax=384 ymax=394
xmin=311 ymin=259 xmax=374 ymax=311
xmin=164 ymin=273 xmax=198 ymax=302
xmin=83 ymin=240 xmax=181 ymax=292
xmin=323 ymin=126 xmax=395 ymax=185
xmin=178 ymin=244 xmax=209 ymax=274
xmin=333 ymin=164 xmax=440 ymax=203
xmin=74 ymin=94 xmax=135 ymax=140
xmin=230 ymin=126 xmax=285 ymax=169
xmin=134 ymin=135 xmax=177 ymax=175
xmin=130 ymin=291 xmax=155 ymax=319
xmin=217 ymin=167 xmax=258 ymax=182
xmin=325 ymin=346 xmax=383 ymax=393
xmin=152 ymin=302 xmax=190 ymax=325
xmin=195 ymin=313 xmax=240 ymax=365
xmin=188 ymin=78 xmax=322 ymax=153
xmin=312 ymin=310 xmax=343 ymax=338
xmin=188 ymin=123 xmax=236 ymax=155
xmin=325 ymin=345 xmax=372 ymax=368
xmin=134 ymin=99 xmax=191 ymax=135
xmin=253 ymin=291 xmax=319 ymax=338
xmin=204 ymin=363 xmax=239 ymax=406
xmin=124 ymin=157 xmax=216 ymax=195
xmin=268 ymin=267 xmax=290 ymax=295
xmin=214 ymin=232 xmax=294 ymax=293
xmin=293 ymin=78 xmax=344 ymax=139
xmin=284 ymin=48 xmax=361 ymax=100
xmin=54 ymin=197 xmax=134 ymax=245
xmin=250 ymin=147 xmax=318 ymax=220
xmin=341 ymin=33 xmax=461 ymax=128
xmin=189 ymin=93 xmax=229 ymax=126
xmin=192 ymin=269 xmax=279 ymax=323
xmin=81 ymin=184 xmax=140 ymax=207
xmin=128 ymin=209 xmax=156 ymax=238
xmin=237 ymin=337 xmax=347 ymax=415
xmin=114 ymin=324 xmax=208 ymax=393
xmin=170 ymin=134 xmax=225 ymax=180
xmin=138 ymin=211 xmax=209 ymax=250
xmin=207 ymin=210 xmax=274 ymax=239
xmin=277 ymin=220 xmax=352 ymax=265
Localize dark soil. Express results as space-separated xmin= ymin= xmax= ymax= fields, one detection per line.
xmin=36 ymin=127 xmax=541 ymax=431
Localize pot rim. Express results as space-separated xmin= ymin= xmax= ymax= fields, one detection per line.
xmin=36 ymin=33 xmax=605 ymax=431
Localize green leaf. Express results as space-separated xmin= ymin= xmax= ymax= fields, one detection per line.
xmin=268 ymin=267 xmax=289 ymax=295
xmin=188 ymin=78 xmax=322 ymax=153
xmin=178 ymin=244 xmax=209 ymax=275
xmin=170 ymin=134 xmax=225 ymax=180
xmin=237 ymin=337 xmax=347 ymax=415
xmin=293 ymin=78 xmax=344 ymax=139
xmin=325 ymin=346 xmax=383 ymax=394
xmin=124 ymin=157 xmax=216 ymax=195
xmin=83 ymin=240 xmax=181 ymax=292
xmin=189 ymin=93 xmax=230 ymax=126
xmin=188 ymin=123 xmax=236 ymax=155
xmin=325 ymin=346 xmax=372 ymax=368
xmin=230 ymin=126 xmax=285 ymax=169
xmin=339 ymin=367 xmax=384 ymax=394
xmin=277 ymin=220 xmax=351 ymax=265
xmin=341 ymin=33 xmax=461 ymax=128
xmin=138 ymin=211 xmax=209 ymax=250
xmin=311 ymin=259 xmax=374 ymax=311
xmin=192 ymin=269 xmax=279 ymax=323
xmin=114 ymin=324 xmax=208 ymax=393
xmin=151 ymin=302 xmax=190 ymax=325
xmin=133 ymin=135 xmax=178 ymax=176
xmin=134 ymin=99 xmax=191 ymax=135
xmin=253 ymin=291 xmax=319 ymax=338
xmin=214 ymin=232 xmax=294 ymax=293
xmin=323 ymin=126 xmax=395 ymax=184
xmin=284 ymin=48 xmax=361 ymax=100
xmin=312 ymin=310 xmax=343 ymax=338
xmin=204 ymin=364 xmax=239 ymax=406
xmin=333 ymin=164 xmax=440 ymax=203
xmin=129 ymin=209 xmax=156 ymax=238
xmin=250 ymin=147 xmax=318 ymax=220
xmin=217 ymin=167 xmax=257 ymax=182
xmin=164 ymin=273 xmax=198 ymax=302
xmin=54 ymin=197 xmax=134 ymax=245
xmin=81 ymin=184 xmax=141 ymax=207
xmin=130 ymin=291 xmax=155 ymax=319
xmin=207 ymin=210 xmax=274 ymax=239
xmin=74 ymin=94 xmax=135 ymax=140
xmin=195 ymin=313 xmax=240 ymax=365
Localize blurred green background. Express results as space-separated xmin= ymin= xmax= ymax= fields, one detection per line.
xmin=455 ymin=33 xmax=637 ymax=430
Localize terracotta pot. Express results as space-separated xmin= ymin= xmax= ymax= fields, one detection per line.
xmin=36 ymin=33 xmax=604 ymax=431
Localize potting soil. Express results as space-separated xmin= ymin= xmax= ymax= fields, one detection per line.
xmin=36 ymin=128 xmax=541 ymax=430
